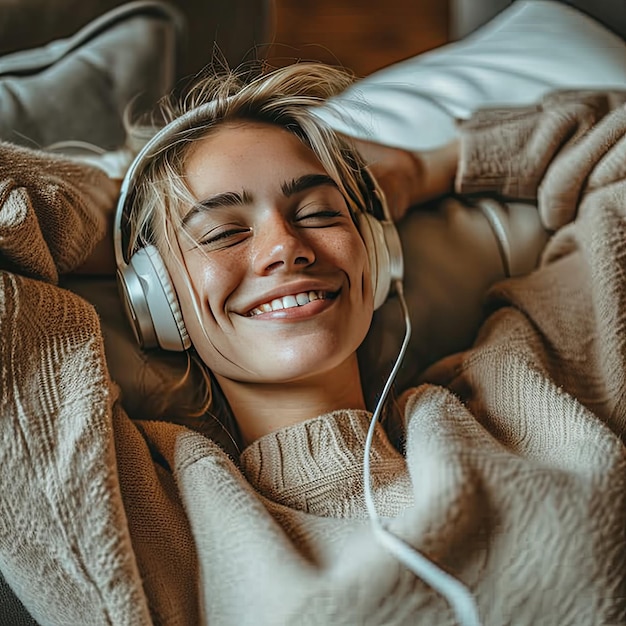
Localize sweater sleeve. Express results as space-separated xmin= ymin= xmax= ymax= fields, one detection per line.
xmin=0 ymin=141 xmax=119 ymax=282
xmin=455 ymin=90 xmax=626 ymax=227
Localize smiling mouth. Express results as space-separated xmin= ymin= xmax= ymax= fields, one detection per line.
xmin=246 ymin=290 xmax=338 ymax=316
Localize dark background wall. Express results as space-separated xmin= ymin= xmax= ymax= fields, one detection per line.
xmin=266 ymin=0 xmax=449 ymax=76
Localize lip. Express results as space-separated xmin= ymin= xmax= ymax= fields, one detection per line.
xmin=234 ymin=280 xmax=341 ymax=317
xmin=247 ymin=292 xmax=339 ymax=321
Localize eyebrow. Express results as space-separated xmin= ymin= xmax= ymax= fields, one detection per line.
xmin=281 ymin=173 xmax=338 ymax=196
xmin=182 ymin=173 xmax=338 ymax=226
xmin=182 ymin=190 xmax=253 ymax=225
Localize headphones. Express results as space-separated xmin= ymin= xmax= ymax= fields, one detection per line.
xmin=114 ymin=102 xmax=404 ymax=352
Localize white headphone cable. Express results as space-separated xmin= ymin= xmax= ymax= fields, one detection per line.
xmin=362 ymin=279 xmax=481 ymax=626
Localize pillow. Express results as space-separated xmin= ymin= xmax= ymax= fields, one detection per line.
xmin=313 ymin=0 xmax=626 ymax=150
xmin=0 ymin=1 xmax=184 ymax=150
xmin=0 ymin=1 xmax=196 ymax=424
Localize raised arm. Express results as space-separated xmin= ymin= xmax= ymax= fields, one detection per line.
xmin=351 ymin=90 xmax=626 ymax=226
xmin=0 ymin=141 xmax=119 ymax=281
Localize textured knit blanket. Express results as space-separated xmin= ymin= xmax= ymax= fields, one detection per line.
xmin=1 ymin=90 xmax=625 ymax=625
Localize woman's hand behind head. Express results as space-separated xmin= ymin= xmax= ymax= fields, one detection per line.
xmin=351 ymin=137 xmax=459 ymax=221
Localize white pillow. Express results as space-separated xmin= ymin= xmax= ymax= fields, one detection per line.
xmin=313 ymin=0 xmax=626 ymax=150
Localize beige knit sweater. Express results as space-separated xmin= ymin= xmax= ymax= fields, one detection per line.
xmin=1 ymin=90 xmax=625 ymax=626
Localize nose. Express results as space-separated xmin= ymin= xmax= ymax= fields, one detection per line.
xmin=252 ymin=214 xmax=315 ymax=275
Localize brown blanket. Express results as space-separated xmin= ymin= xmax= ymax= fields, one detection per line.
xmin=0 ymin=90 xmax=625 ymax=625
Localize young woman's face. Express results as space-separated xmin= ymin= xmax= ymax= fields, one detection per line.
xmin=167 ymin=121 xmax=374 ymax=385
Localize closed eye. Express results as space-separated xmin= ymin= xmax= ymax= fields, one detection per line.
xmin=295 ymin=208 xmax=344 ymax=226
xmin=198 ymin=225 xmax=251 ymax=249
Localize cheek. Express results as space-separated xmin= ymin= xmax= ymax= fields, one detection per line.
xmin=318 ymin=230 xmax=374 ymax=309
xmin=166 ymin=250 xmax=227 ymax=332
xmin=166 ymin=255 xmax=231 ymax=371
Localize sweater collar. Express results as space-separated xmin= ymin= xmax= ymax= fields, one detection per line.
xmin=238 ymin=410 xmax=403 ymax=516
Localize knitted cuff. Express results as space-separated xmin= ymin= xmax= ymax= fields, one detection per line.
xmin=455 ymin=90 xmax=626 ymax=203
xmin=455 ymin=105 xmax=542 ymax=199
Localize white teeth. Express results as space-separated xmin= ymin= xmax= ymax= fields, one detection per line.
xmin=282 ymin=295 xmax=298 ymax=309
xmin=249 ymin=290 xmax=328 ymax=316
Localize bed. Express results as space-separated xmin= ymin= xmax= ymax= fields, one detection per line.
xmin=1 ymin=1 xmax=625 ymax=623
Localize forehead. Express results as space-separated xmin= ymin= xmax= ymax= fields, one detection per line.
xmin=183 ymin=121 xmax=326 ymax=195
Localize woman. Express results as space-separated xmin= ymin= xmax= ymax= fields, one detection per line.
xmin=1 ymin=61 xmax=625 ymax=624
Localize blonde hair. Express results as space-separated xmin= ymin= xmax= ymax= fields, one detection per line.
xmin=126 ymin=62 xmax=378 ymax=443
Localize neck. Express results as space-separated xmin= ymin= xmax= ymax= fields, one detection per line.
xmin=216 ymin=355 xmax=366 ymax=447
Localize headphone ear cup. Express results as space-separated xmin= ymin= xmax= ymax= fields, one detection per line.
xmin=357 ymin=211 xmax=392 ymax=310
xmin=118 ymin=244 xmax=190 ymax=351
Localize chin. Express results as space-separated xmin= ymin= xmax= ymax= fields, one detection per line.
xmin=215 ymin=344 xmax=356 ymax=385
xmin=196 ymin=320 xmax=370 ymax=384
